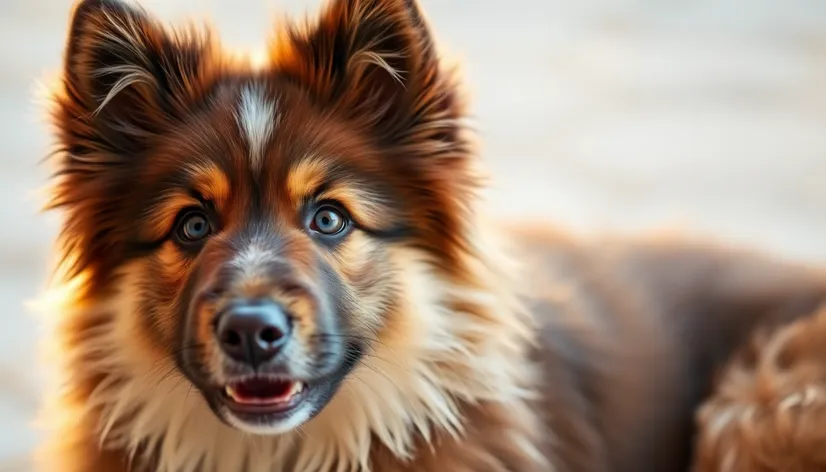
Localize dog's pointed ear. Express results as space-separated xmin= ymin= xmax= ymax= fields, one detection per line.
xmin=60 ymin=0 xmax=212 ymax=155
xmin=274 ymin=0 xmax=462 ymax=146
xmin=48 ymin=0 xmax=214 ymax=281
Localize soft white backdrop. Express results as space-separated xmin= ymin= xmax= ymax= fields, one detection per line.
xmin=2 ymin=0 xmax=826 ymax=469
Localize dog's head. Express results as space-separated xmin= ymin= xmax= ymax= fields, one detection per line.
xmin=48 ymin=0 xmax=524 ymax=453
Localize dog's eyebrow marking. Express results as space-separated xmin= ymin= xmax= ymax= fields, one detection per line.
xmin=139 ymin=191 xmax=200 ymax=242
xmin=183 ymin=162 xmax=230 ymax=209
xmin=236 ymin=84 xmax=276 ymax=171
xmin=287 ymin=155 xmax=331 ymax=204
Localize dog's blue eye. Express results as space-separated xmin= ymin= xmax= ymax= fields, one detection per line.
xmin=177 ymin=211 xmax=211 ymax=243
xmin=311 ymin=207 xmax=346 ymax=235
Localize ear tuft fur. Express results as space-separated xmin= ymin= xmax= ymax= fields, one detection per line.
xmin=272 ymin=0 xmax=463 ymax=149
xmin=61 ymin=0 xmax=213 ymax=155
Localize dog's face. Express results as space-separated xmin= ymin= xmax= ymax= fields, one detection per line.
xmin=126 ymin=85 xmax=409 ymax=434
xmin=50 ymin=0 xmax=480 ymax=436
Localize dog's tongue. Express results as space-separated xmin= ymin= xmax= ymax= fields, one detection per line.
xmin=227 ymin=378 xmax=302 ymax=404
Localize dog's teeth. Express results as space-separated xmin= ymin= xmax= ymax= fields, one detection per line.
xmin=225 ymin=382 xmax=304 ymax=405
xmin=290 ymin=382 xmax=304 ymax=396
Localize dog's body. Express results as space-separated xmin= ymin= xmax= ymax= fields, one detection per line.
xmin=520 ymin=230 xmax=826 ymax=471
xmin=38 ymin=0 xmax=826 ymax=471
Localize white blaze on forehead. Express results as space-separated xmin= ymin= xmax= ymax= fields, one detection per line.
xmin=236 ymin=84 xmax=277 ymax=171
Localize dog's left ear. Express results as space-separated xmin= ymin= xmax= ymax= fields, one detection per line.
xmin=275 ymin=0 xmax=462 ymax=147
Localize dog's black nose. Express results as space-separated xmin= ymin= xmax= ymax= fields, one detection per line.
xmin=216 ymin=300 xmax=292 ymax=366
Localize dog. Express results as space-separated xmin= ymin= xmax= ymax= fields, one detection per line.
xmin=37 ymin=0 xmax=826 ymax=470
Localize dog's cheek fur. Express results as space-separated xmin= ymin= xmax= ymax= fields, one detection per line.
xmin=37 ymin=260 xmax=182 ymax=472
xmin=139 ymin=243 xmax=193 ymax=347
xmin=326 ymin=231 xmax=396 ymax=337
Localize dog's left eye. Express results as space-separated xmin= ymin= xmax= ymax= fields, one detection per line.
xmin=309 ymin=206 xmax=347 ymax=235
xmin=175 ymin=210 xmax=212 ymax=244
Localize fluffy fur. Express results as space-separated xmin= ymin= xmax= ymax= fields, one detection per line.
xmin=694 ymin=306 xmax=826 ymax=472
xmin=37 ymin=0 xmax=826 ymax=471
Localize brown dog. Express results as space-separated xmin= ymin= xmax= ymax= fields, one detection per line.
xmin=37 ymin=0 xmax=826 ymax=470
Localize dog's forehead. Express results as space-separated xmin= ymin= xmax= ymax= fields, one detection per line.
xmin=144 ymin=80 xmax=312 ymax=186
xmin=135 ymin=78 xmax=405 ymax=230
xmin=201 ymin=79 xmax=377 ymax=176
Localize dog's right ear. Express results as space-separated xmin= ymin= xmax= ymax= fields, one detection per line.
xmin=59 ymin=0 xmax=213 ymax=156
xmin=48 ymin=0 xmax=214 ymax=282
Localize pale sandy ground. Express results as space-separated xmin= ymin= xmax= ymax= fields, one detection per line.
xmin=1 ymin=0 xmax=826 ymax=469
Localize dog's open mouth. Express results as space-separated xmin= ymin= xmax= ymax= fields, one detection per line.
xmin=222 ymin=377 xmax=309 ymax=414
xmin=202 ymin=343 xmax=364 ymax=432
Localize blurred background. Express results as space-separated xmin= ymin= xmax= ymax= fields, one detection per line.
xmin=2 ymin=0 xmax=826 ymax=469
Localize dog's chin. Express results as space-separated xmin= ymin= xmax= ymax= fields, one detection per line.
xmin=197 ymin=344 xmax=363 ymax=435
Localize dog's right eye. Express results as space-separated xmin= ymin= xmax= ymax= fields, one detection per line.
xmin=175 ymin=209 xmax=213 ymax=245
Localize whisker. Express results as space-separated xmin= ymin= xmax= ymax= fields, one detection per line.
xmin=346 ymin=373 xmax=385 ymax=400
xmin=309 ymin=333 xmax=406 ymax=366
xmin=350 ymin=355 xmax=405 ymax=390
xmin=136 ymin=343 xmax=206 ymax=383
xmin=308 ymin=333 xmax=383 ymax=345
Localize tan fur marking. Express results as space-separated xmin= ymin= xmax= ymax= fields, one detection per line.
xmin=141 ymin=193 xmax=199 ymax=241
xmin=286 ymin=155 xmax=330 ymax=204
xmin=187 ymin=162 xmax=230 ymax=210
xmin=141 ymin=164 xmax=228 ymax=241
